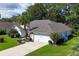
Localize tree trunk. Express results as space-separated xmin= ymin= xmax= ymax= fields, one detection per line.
xmin=54 ymin=40 xmax=57 ymax=46
xmin=24 ymin=24 xmax=28 ymax=39
xmin=27 ymin=23 xmax=30 ymax=35
xmin=54 ymin=41 xmax=56 ymax=45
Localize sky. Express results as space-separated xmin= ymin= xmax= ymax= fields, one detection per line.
xmin=0 ymin=3 xmax=32 ymax=18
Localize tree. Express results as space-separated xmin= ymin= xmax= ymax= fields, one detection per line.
xmin=50 ymin=32 xmax=60 ymax=45
xmin=27 ymin=3 xmax=48 ymax=20
xmin=48 ymin=4 xmax=67 ymax=23
xmin=0 ymin=28 xmax=6 ymax=35
xmin=11 ymin=16 xmax=19 ymax=23
xmin=13 ymin=12 xmax=32 ymax=39
xmin=0 ymin=18 xmax=13 ymax=22
xmin=8 ymin=28 xmax=20 ymax=38
xmin=21 ymin=12 xmax=32 ymax=36
xmin=48 ymin=7 xmax=59 ymax=22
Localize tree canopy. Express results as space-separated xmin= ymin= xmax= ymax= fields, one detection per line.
xmin=1 ymin=3 xmax=79 ymax=36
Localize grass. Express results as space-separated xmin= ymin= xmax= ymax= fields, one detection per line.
xmin=26 ymin=37 xmax=79 ymax=56
xmin=0 ymin=35 xmax=19 ymax=51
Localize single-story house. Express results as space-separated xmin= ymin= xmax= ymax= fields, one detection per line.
xmin=0 ymin=20 xmax=72 ymax=43
xmin=0 ymin=21 xmax=25 ymax=37
xmin=29 ymin=20 xmax=72 ymax=43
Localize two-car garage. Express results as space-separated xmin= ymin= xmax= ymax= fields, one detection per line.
xmin=30 ymin=34 xmax=52 ymax=43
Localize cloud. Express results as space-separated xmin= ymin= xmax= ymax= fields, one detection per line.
xmin=0 ymin=3 xmax=20 ymax=10
xmin=0 ymin=3 xmax=32 ymax=18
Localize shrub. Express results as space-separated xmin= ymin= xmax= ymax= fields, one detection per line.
xmin=56 ymin=38 xmax=64 ymax=45
xmin=68 ymin=34 xmax=73 ymax=39
xmin=48 ymin=40 xmax=53 ymax=45
xmin=72 ymin=30 xmax=79 ymax=37
xmin=8 ymin=28 xmax=20 ymax=38
xmin=16 ymin=33 xmax=20 ymax=37
xmin=50 ymin=32 xmax=60 ymax=45
xmin=26 ymin=36 xmax=33 ymax=42
xmin=0 ymin=38 xmax=4 ymax=43
xmin=0 ymin=28 xmax=6 ymax=35
xmin=17 ymin=38 xmax=26 ymax=44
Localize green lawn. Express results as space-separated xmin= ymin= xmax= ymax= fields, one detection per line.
xmin=0 ymin=35 xmax=19 ymax=51
xmin=26 ymin=37 xmax=79 ymax=56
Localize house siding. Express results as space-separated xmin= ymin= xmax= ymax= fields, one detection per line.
xmin=32 ymin=32 xmax=50 ymax=36
xmin=60 ymin=31 xmax=72 ymax=40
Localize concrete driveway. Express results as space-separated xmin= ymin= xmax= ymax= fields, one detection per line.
xmin=0 ymin=42 xmax=47 ymax=56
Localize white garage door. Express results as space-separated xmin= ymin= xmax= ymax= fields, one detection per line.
xmin=30 ymin=34 xmax=52 ymax=43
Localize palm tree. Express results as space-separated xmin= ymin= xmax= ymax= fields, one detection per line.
xmin=13 ymin=12 xmax=32 ymax=39
xmin=21 ymin=12 xmax=32 ymax=36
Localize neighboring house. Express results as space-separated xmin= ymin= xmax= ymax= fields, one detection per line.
xmin=0 ymin=21 xmax=25 ymax=37
xmin=29 ymin=20 xmax=72 ymax=43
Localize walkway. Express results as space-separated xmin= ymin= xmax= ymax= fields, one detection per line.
xmin=0 ymin=42 xmax=47 ymax=56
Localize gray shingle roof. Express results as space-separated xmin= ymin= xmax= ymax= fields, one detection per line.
xmin=0 ymin=21 xmax=26 ymax=37
xmin=0 ymin=21 xmax=15 ymax=29
xmin=30 ymin=20 xmax=72 ymax=35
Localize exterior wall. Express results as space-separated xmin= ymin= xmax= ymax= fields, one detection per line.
xmin=30 ymin=34 xmax=52 ymax=43
xmin=0 ymin=27 xmax=14 ymax=34
xmin=14 ymin=25 xmax=26 ymax=37
xmin=20 ymin=25 xmax=28 ymax=29
xmin=30 ymin=31 xmax=72 ymax=43
xmin=14 ymin=26 xmax=22 ymax=36
xmin=59 ymin=31 xmax=72 ymax=40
